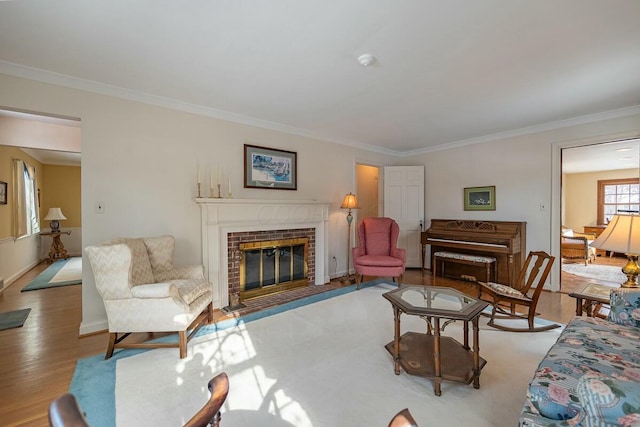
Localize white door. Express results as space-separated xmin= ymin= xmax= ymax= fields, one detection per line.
xmin=383 ymin=166 xmax=424 ymax=268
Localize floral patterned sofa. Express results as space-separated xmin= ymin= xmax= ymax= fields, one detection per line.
xmin=519 ymin=289 xmax=640 ymax=427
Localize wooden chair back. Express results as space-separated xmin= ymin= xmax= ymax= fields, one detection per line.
xmin=388 ymin=408 xmax=419 ymax=427
xmin=183 ymin=372 xmax=230 ymax=427
xmin=48 ymin=393 xmax=89 ymax=427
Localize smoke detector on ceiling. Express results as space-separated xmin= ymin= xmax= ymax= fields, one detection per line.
xmin=357 ymin=53 xmax=376 ymax=67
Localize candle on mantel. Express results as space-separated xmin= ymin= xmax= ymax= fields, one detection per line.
xmin=210 ymin=169 xmax=214 ymax=195
xmin=217 ymin=166 xmax=221 ymax=188
xmin=228 ymin=175 xmax=232 ymax=195
xmin=197 ymin=164 xmax=201 ymax=184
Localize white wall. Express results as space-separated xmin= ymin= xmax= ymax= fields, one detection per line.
xmin=0 ymin=72 xmax=389 ymax=334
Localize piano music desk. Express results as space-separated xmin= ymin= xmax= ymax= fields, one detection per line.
xmin=433 ymin=251 xmax=497 ymax=283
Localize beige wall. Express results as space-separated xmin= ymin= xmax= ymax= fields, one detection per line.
xmin=563 ymin=168 xmax=637 ymax=232
xmin=41 ymin=164 xmax=81 ymax=228
xmin=0 ymin=145 xmax=43 ymax=239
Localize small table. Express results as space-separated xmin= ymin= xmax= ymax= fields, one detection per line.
xmin=568 ymin=283 xmax=613 ymax=317
xmin=40 ymin=231 xmax=71 ymax=263
xmin=383 ymin=285 xmax=489 ymax=396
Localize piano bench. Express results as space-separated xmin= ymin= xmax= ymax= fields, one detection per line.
xmin=433 ymin=251 xmax=497 ymax=282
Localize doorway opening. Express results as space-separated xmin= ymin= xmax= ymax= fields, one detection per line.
xmin=560 ymin=138 xmax=639 ymax=293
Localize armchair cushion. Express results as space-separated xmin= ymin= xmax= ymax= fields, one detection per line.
xmin=143 ymin=235 xmax=175 ymax=273
xmin=354 ymin=254 xmax=405 ymax=267
xmin=107 ymin=237 xmax=155 ymax=285
xmin=131 ymin=282 xmax=180 ymax=299
xmin=577 ymin=373 xmax=640 ymax=427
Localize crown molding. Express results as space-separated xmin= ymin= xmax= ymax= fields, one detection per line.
xmin=2 ymin=60 xmax=639 ymax=158
xmin=0 ymin=60 xmax=396 ymax=156
xmin=400 ymin=104 xmax=640 ymax=157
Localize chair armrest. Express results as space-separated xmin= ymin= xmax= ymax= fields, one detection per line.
xmin=562 ymin=236 xmax=589 ymax=244
xmin=352 ymin=247 xmax=365 ymax=258
xmin=154 ymin=265 xmax=205 ymax=281
xmin=130 ymin=282 xmax=180 ymax=299
xmin=392 ymin=247 xmax=406 ymax=262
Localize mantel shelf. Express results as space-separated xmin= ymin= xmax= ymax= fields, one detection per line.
xmin=194 ymin=198 xmax=328 ymax=205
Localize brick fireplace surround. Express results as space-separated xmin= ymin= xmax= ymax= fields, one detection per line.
xmin=196 ymin=199 xmax=330 ymax=309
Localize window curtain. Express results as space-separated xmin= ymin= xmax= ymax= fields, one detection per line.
xmin=13 ymin=159 xmax=40 ymax=238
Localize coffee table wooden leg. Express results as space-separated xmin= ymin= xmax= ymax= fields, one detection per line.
xmin=472 ymin=316 xmax=481 ymax=389
xmin=393 ymin=306 xmax=401 ymax=375
xmin=575 ymin=297 xmax=583 ymax=316
xmin=433 ymin=317 xmax=442 ymax=396
xmin=462 ymin=320 xmax=469 ymax=350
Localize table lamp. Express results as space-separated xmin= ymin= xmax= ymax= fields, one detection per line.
xmin=44 ymin=207 xmax=67 ymax=233
xmin=590 ymin=214 xmax=640 ymax=288
xmin=340 ymin=192 xmax=360 ymax=283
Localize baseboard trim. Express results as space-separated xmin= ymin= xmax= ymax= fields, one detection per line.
xmin=80 ymin=320 xmax=108 ymax=336
xmin=0 ymin=259 xmax=41 ymax=292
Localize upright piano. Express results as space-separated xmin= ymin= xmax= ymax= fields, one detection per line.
xmin=423 ymin=219 xmax=526 ymax=286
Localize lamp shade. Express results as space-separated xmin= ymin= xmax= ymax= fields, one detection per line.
xmin=44 ymin=207 xmax=67 ymax=221
xmin=340 ymin=193 xmax=360 ymax=210
xmin=590 ymin=214 xmax=640 ymax=254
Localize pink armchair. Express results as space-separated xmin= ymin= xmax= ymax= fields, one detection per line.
xmin=352 ymin=217 xmax=406 ymax=289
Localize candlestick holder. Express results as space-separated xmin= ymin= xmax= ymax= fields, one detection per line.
xmin=217 ymin=183 xmax=222 ymax=199
xmin=209 ymin=187 xmax=215 ymax=198
xmin=227 ymin=191 xmax=233 ymax=199
xmin=197 ymin=183 xmax=201 ymax=198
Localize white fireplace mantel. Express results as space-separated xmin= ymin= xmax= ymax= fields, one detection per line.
xmin=195 ymin=198 xmax=330 ymax=308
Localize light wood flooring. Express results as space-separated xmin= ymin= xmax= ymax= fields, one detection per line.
xmin=0 ymin=256 xmax=626 ymax=426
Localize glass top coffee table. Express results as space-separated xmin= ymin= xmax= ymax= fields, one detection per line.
xmin=568 ymin=283 xmax=613 ymax=318
xmin=383 ymin=285 xmax=489 ymax=396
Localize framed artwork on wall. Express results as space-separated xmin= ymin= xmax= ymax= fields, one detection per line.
xmin=0 ymin=181 xmax=6 ymax=204
xmin=464 ymin=186 xmax=495 ymax=211
xmin=244 ymin=144 xmax=297 ymax=190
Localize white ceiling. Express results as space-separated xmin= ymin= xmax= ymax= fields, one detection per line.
xmin=0 ymin=1 xmax=639 ymax=156
xmin=562 ymin=138 xmax=640 ymax=174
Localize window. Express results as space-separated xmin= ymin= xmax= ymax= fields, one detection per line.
xmin=13 ymin=159 xmax=40 ymax=238
xmin=598 ymin=178 xmax=640 ymax=224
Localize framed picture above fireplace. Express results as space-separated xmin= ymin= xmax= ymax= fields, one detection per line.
xmin=244 ymin=144 xmax=297 ymax=190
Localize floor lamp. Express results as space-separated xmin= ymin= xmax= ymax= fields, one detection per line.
xmin=340 ymin=192 xmax=360 ymax=283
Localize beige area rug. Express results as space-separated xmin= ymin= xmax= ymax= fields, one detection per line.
xmin=114 ymin=283 xmax=562 ymax=427
xmin=562 ymin=262 xmax=626 ymax=285
xmin=21 ymin=256 xmax=82 ymax=291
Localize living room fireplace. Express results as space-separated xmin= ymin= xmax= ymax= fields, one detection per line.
xmin=228 ymin=228 xmax=314 ymax=303
xmin=196 ymin=198 xmax=330 ymax=310
xmin=238 ymin=236 xmax=309 ymax=300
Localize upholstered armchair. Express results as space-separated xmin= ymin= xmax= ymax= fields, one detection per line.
xmin=85 ymin=235 xmax=213 ymax=359
xmin=352 ymin=217 xmax=406 ymax=290
xmin=561 ymin=226 xmax=597 ymax=266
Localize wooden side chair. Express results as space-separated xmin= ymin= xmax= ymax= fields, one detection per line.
xmin=48 ymin=393 xmax=89 ymax=427
xmin=388 ymin=408 xmax=419 ymax=427
xmin=477 ymin=251 xmax=560 ymax=332
xmin=184 ymin=372 xmax=230 ymax=427
xmin=49 ymin=373 xmax=229 ymax=427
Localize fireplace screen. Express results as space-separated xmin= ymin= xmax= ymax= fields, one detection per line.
xmin=239 ymin=237 xmax=308 ymax=299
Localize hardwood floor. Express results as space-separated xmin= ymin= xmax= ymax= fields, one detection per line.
xmin=0 ymin=257 xmax=625 ymax=426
